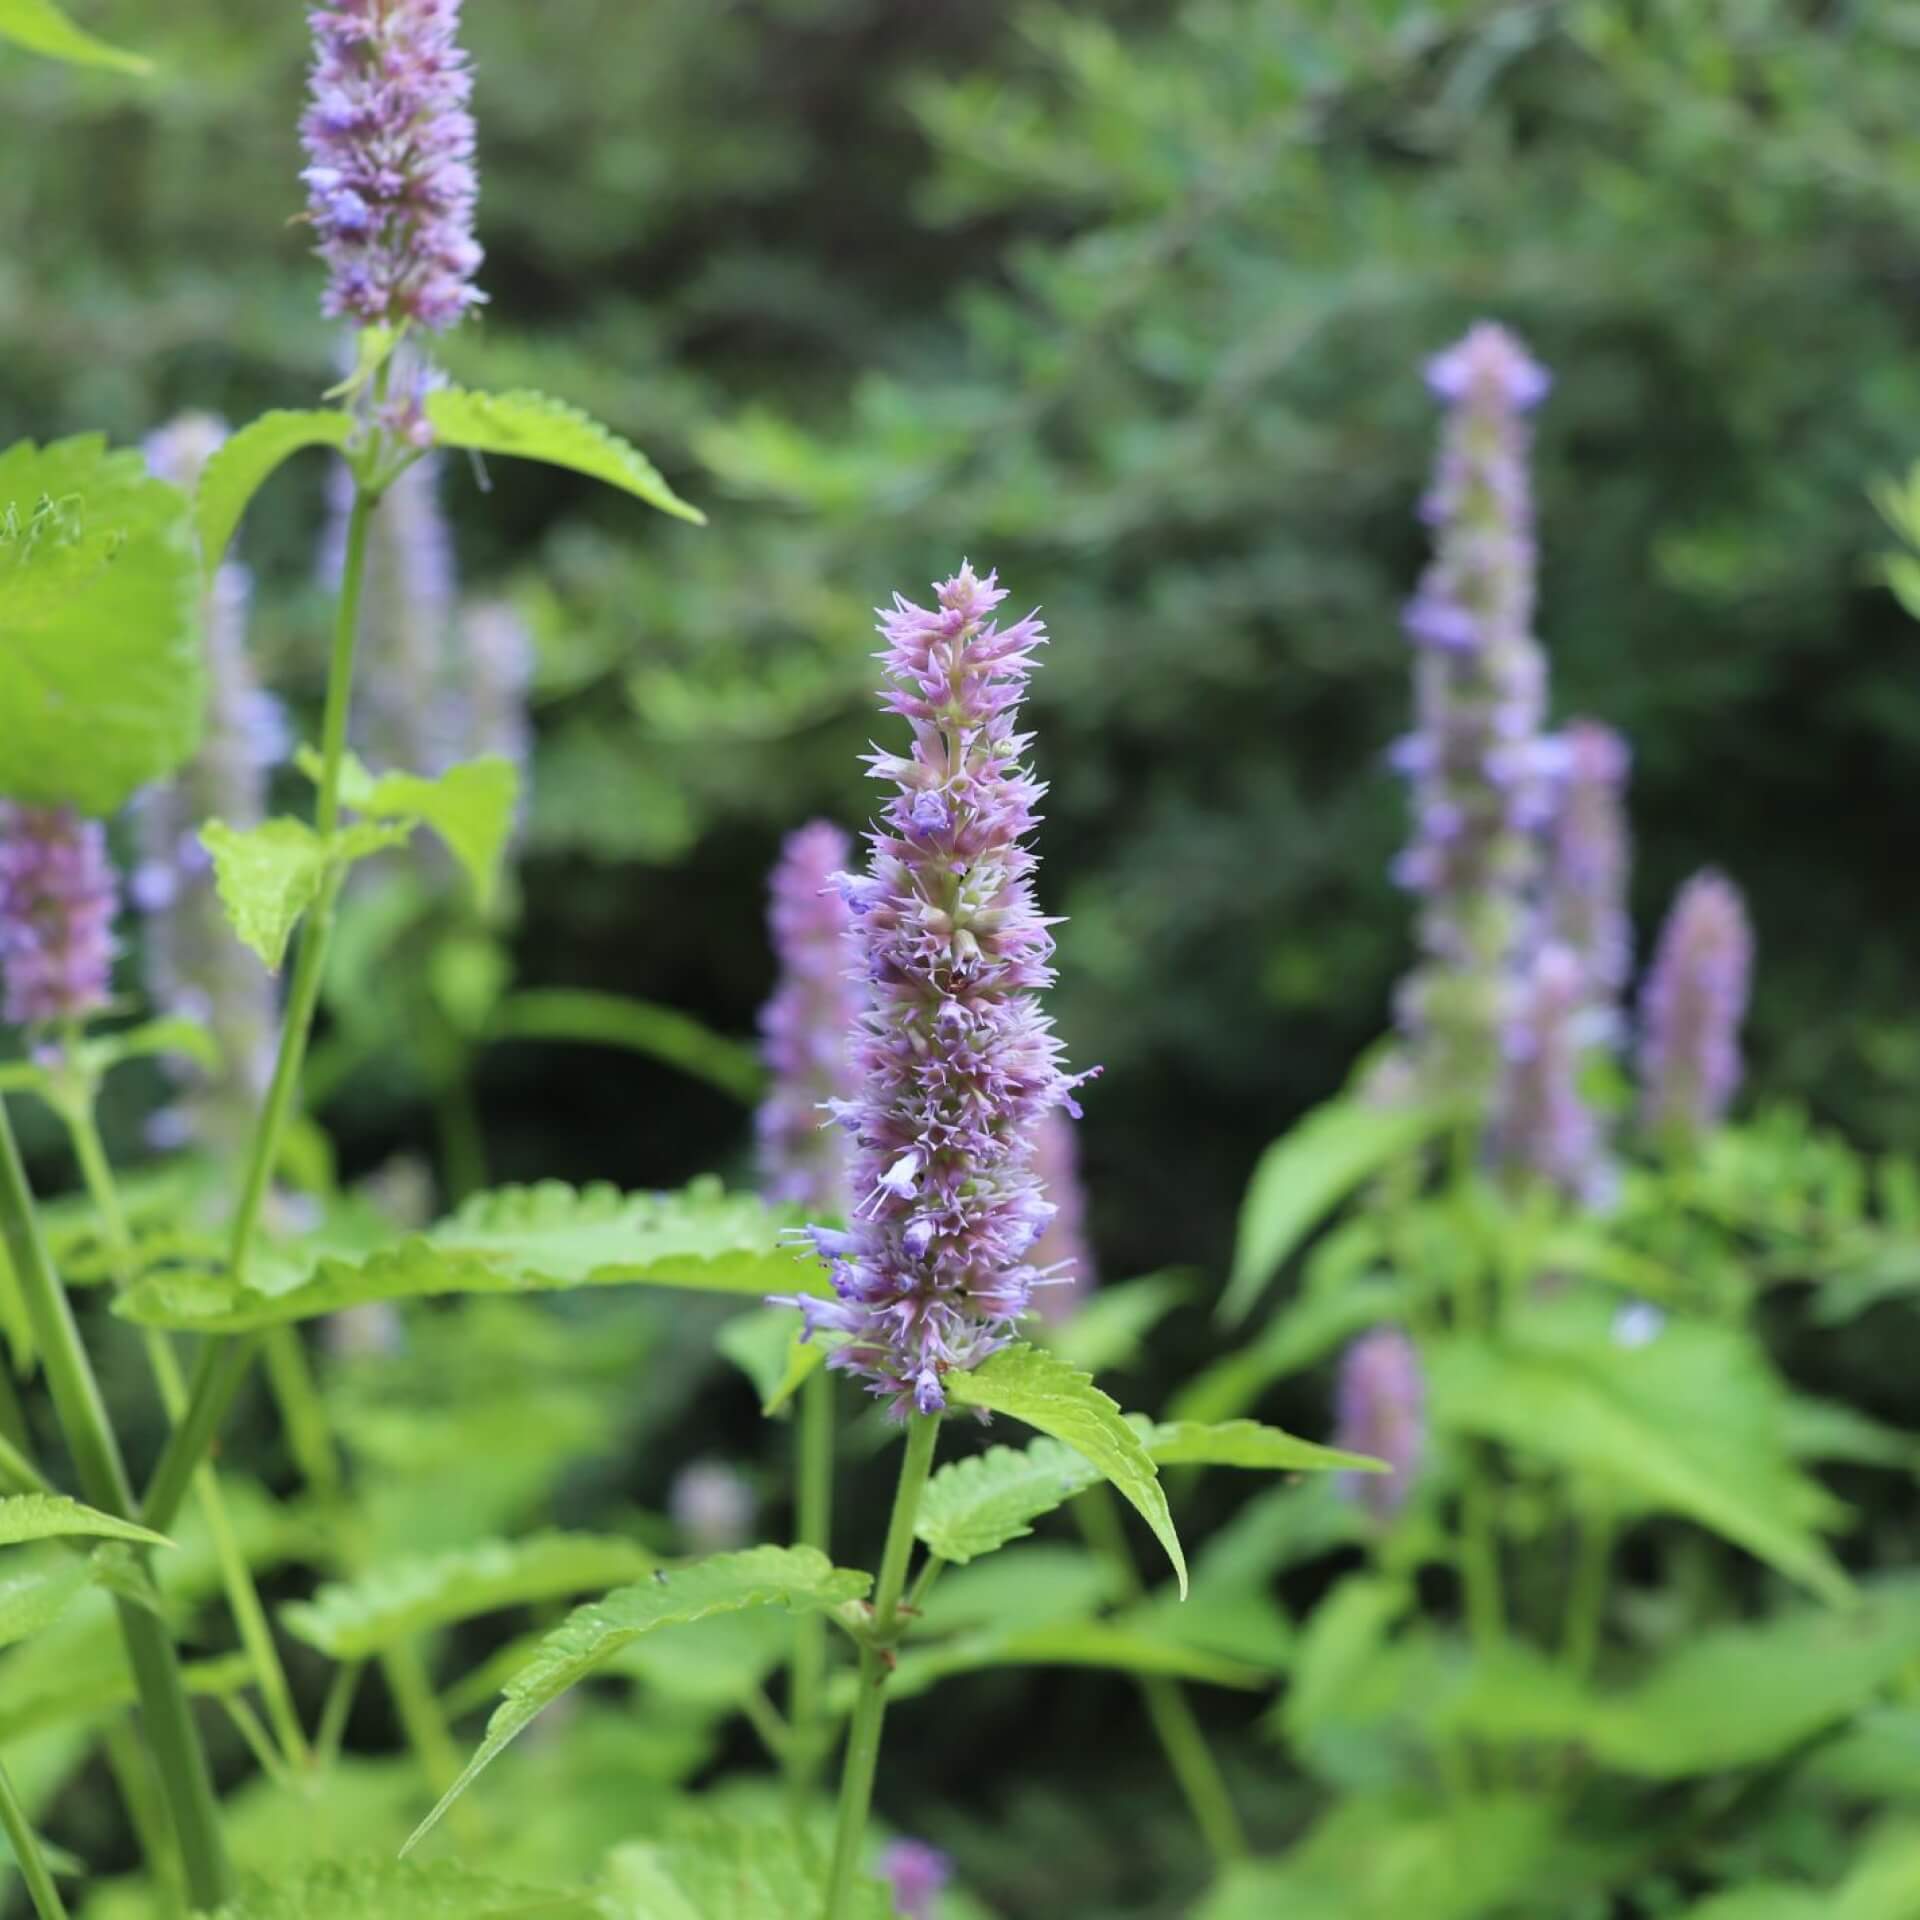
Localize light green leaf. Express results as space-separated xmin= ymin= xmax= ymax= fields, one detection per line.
xmin=404 ymin=1546 xmax=869 ymax=1852
xmin=1430 ymin=1332 xmax=1853 ymax=1606
xmin=1146 ymin=1418 xmax=1382 ymax=1475
xmin=0 ymin=1495 xmax=168 ymax=1551
xmin=884 ymin=1618 xmax=1268 ymax=1704
xmin=0 ymin=1557 xmax=92 ymax=1651
xmin=201 ymin=820 xmax=329 ymax=971
xmin=280 ymin=1532 xmax=658 ymax=1661
xmin=424 ymin=389 xmax=705 ymax=524
xmin=1221 ymin=1097 xmax=1451 ymax=1325
xmin=117 ymin=1179 xmax=821 ymax=1333
xmin=0 ymin=436 xmax=202 ymax=813
xmin=0 ymin=0 xmax=150 ymax=73
xmin=75 ymin=1015 xmax=222 ymax=1079
xmin=604 ymin=1812 xmax=891 ymax=1920
xmin=915 ymin=1438 xmax=1101 ymax=1565
xmin=202 ymin=1860 xmax=599 ymax=1920
xmin=0 ymin=1645 xmax=249 ymax=1744
xmin=329 ymin=751 xmax=519 ymax=910
xmin=946 ymin=1345 xmax=1186 ymax=1595
xmin=1042 ymin=1270 xmax=1190 ymax=1377
xmin=487 ymin=988 xmax=764 ymax=1104
xmin=716 ymin=1306 xmax=829 ymax=1417
xmin=195 ymin=411 xmax=355 ymax=575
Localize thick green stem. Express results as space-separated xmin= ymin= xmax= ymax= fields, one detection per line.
xmin=0 ymin=1359 xmax=30 ymax=1454
xmin=63 ymin=1094 xmax=310 ymax=1769
xmin=261 ymin=1325 xmax=342 ymax=1504
xmin=100 ymin=1721 xmax=184 ymax=1919
xmin=787 ymin=1367 xmax=836 ymax=1811
xmin=143 ymin=486 xmax=375 ymax=1536
xmin=1075 ymin=1484 xmax=1246 ymax=1864
xmin=0 ymin=1099 xmax=229 ymax=1909
xmin=379 ymin=1640 xmax=461 ymax=1798
xmin=822 ymin=1414 xmax=938 ymax=1920
xmin=0 ymin=1753 xmax=71 ymax=1920
xmin=1562 ymin=1508 xmax=1614 ymax=1680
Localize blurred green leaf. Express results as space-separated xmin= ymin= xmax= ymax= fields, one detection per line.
xmin=195 ymin=410 xmax=353 ymax=573
xmin=0 ymin=0 xmax=149 ymax=73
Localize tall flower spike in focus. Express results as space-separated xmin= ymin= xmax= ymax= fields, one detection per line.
xmin=1029 ymin=1105 xmax=1097 ymax=1321
xmin=0 ymin=806 xmax=116 ymax=1029
xmin=1542 ymin=718 xmax=1632 ymax=1020
xmin=302 ymin=0 xmax=484 ymax=332
xmin=1391 ymin=322 xmax=1555 ymax=1101
xmin=757 ymin=821 xmax=862 ymax=1214
xmin=1492 ymin=941 xmax=1608 ymax=1204
xmin=784 ymin=565 xmax=1082 ymax=1417
xmin=1334 ymin=1327 xmax=1425 ymax=1523
xmin=1638 ymin=869 xmax=1753 ymax=1150
xmin=133 ymin=416 xmax=286 ymax=1152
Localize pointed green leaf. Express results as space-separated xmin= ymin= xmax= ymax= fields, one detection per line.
xmin=885 ymin=1618 xmax=1267 ymax=1705
xmin=203 ymin=1860 xmax=600 ymax=1920
xmin=605 ymin=1812 xmax=891 ymax=1920
xmin=916 ymin=1439 xmax=1101 ymax=1564
xmin=0 ymin=1494 xmax=168 ymax=1551
xmin=281 ymin=1532 xmax=659 ymax=1660
xmin=1146 ymin=1419 xmax=1382 ymax=1475
xmin=195 ymin=411 xmax=355 ymax=575
xmin=403 ymin=1546 xmax=869 ymax=1852
xmin=946 ymin=1345 xmax=1186 ymax=1595
xmin=117 ymin=1179 xmax=822 ymax=1332
xmin=327 ymin=750 xmax=519 ymax=909
xmin=1222 ymin=1097 xmax=1452 ymax=1325
xmin=201 ymin=816 xmax=413 ymax=971
xmin=424 ymin=388 xmax=705 ymax=524
xmin=1042 ymin=1269 xmax=1190 ymax=1377
xmin=0 ymin=436 xmax=202 ymax=812
xmin=0 ymin=0 xmax=150 ymax=72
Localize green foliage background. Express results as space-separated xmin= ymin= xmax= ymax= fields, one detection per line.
xmin=7 ymin=0 xmax=1917 ymax=1279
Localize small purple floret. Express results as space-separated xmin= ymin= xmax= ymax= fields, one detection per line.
xmin=0 ymin=807 xmax=116 ymax=1028
xmin=301 ymin=0 xmax=484 ymax=331
xmin=1335 ymin=1327 xmax=1425 ymax=1522
xmin=881 ymin=1838 xmax=952 ymax=1920
xmin=1541 ymin=718 xmax=1632 ymax=1015
xmin=780 ymin=565 xmax=1083 ymax=1417
xmin=756 ymin=820 xmax=862 ymax=1214
xmin=1492 ymin=941 xmax=1608 ymax=1203
xmin=1638 ymin=870 xmax=1752 ymax=1147
xmin=1029 ymin=1105 xmax=1096 ymax=1321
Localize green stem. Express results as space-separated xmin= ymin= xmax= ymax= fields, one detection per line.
xmin=1075 ymin=1485 xmax=1246 ymax=1864
xmin=100 ymin=1721 xmax=184 ymax=1919
xmin=261 ymin=1326 xmax=342 ymax=1503
xmin=0 ymin=1426 xmax=51 ymax=1497
xmin=0 ymin=1358 xmax=31 ymax=1454
xmin=314 ymin=1661 xmax=364 ymax=1770
xmin=380 ymin=1640 xmax=461 ymax=1798
xmin=0 ymin=1753 xmax=71 ymax=1920
xmin=0 ymin=1099 xmax=229 ymax=1909
xmin=62 ymin=1093 xmax=311 ymax=1769
xmin=787 ymin=1367 xmax=836 ymax=1811
xmin=143 ymin=485 xmax=376 ymax=1535
xmin=434 ymin=1072 xmax=488 ymax=1205
xmin=1562 ymin=1509 xmax=1613 ymax=1680
xmin=822 ymin=1414 xmax=939 ymax=1920
xmin=1459 ymin=1447 xmax=1506 ymax=1657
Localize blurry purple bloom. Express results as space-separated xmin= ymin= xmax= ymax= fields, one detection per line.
xmin=1335 ymin=1327 xmax=1425 ymax=1522
xmin=1638 ymin=870 xmax=1752 ymax=1148
xmin=1492 ymin=941 xmax=1608 ymax=1203
xmin=0 ymin=807 xmax=116 ymax=1029
xmin=135 ymin=417 xmax=283 ymax=1153
xmin=1542 ymin=719 xmax=1632 ymax=1016
xmin=1612 ymin=1300 xmax=1666 ymax=1349
xmin=301 ymin=0 xmax=484 ymax=331
xmin=669 ymin=1459 xmax=757 ymax=1556
xmin=757 ymin=821 xmax=862 ymax=1214
xmin=1029 ymin=1105 xmax=1097 ymax=1321
xmin=454 ymin=599 xmax=535 ymax=781
xmin=1392 ymin=322 xmax=1555 ymax=1100
xmin=880 ymin=1839 xmax=952 ymax=1920
xmin=779 ymin=565 xmax=1083 ymax=1417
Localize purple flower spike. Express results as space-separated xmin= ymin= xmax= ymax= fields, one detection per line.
xmin=780 ymin=565 xmax=1084 ymax=1418
xmin=1392 ymin=322 xmax=1555 ymax=1099
xmin=1029 ymin=1105 xmax=1097 ymax=1321
xmin=1638 ymin=870 xmax=1753 ymax=1148
xmin=301 ymin=0 xmax=484 ymax=331
xmin=0 ymin=807 xmax=116 ymax=1029
xmin=1492 ymin=941 xmax=1608 ymax=1203
xmin=756 ymin=821 xmax=862 ymax=1214
xmin=1335 ymin=1327 xmax=1425 ymax=1523
xmin=881 ymin=1839 xmax=952 ymax=1920
xmin=1542 ymin=718 xmax=1632 ymax=1016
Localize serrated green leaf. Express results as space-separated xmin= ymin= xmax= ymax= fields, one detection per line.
xmin=0 ymin=1557 xmax=92 ymax=1651
xmin=75 ymin=1015 xmax=222 ymax=1079
xmin=1221 ymin=1097 xmax=1451 ymax=1325
xmin=0 ymin=1645 xmax=249 ymax=1744
xmin=0 ymin=436 xmax=202 ymax=812
xmin=118 ymin=1179 xmax=821 ymax=1333
xmin=487 ymin=989 xmax=764 ymax=1104
xmin=1147 ymin=1419 xmax=1381 ymax=1475
xmin=195 ymin=411 xmax=355 ymax=575
xmin=203 ymin=1860 xmax=599 ymax=1920
xmin=916 ymin=1438 xmax=1100 ymax=1564
xmin=328 ymin=751 xmax=518 ymax=910
xmin=946 ymin=1344 xmax=1186 ymax=1595
xmin=404 ymin=1546 xmax=870 ymax=1852
xmin=0 ymin=1495 xmax=168 ymax=1551
xmin=604 ymin=1812 xmax=891 ymax=1920
xmin=424 ymin=389 xmax=705 ymax=524
xmin=201 ymin=819 xmax=329 ymax=971
xmin=0 ymin=0 xmax=150 ymax=73
xmin=281 ymin=1532 xmax=659 ymax=1660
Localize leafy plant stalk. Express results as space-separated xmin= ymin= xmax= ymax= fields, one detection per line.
xmin=0 ymin=1098 xmax=229 ymax=1907
xmin=822 ymin=1412 xmax=940 ymax=1919
xmin=0 ymin=1752 xmax=71 ymax=1920
xmin=60 ymin=1087 xmax=311 ymax=1768
xmin=143 ymin=482 xmax=377 ymax=1534
xmin=787 ymin=1367 xmax=837 ymax=1811
xmin=1074 ymin=1481 xmax=1246 ymax=1863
